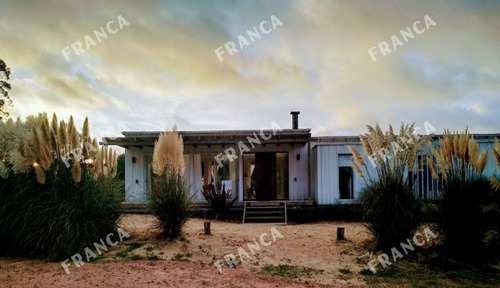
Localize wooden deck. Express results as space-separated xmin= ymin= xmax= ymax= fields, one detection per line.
xmin=121 ymin=200 xmax=314 ymax=214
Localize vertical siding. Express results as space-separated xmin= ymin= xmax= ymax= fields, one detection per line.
xmin=313 ymin=144 xmax=374 ymax=205
xmin=312 ymin=139 xmax=499 ymax=204
xmin=288 ymin=144 xmax=309 ymax=200
xmin=479 ymin=142 xmax=498 ymax=176
xmin=311 ymin=147 xmax=318 ymax=202
xmin=125 ymin=148 xmax=146 ymax=203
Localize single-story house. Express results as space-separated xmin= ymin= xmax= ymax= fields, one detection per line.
xmin=103 ymin=112 xmax=499 ymax=207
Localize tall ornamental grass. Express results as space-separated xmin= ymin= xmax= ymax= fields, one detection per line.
xmin=428 ymin=130 xmax=499 ymax=259
xmin=350 ymin=124 xmax=431 ymax=250
xmin=148 ymin=127 xmax=190 ymax=239
xmin=0 ymin=113 xmax=122 ymax=260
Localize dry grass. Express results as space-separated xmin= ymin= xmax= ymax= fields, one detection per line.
xmin=491 ymin=138 xmax=500 ymax=191
xmin=349 ymin=123 xmax=432 ymax=183
xmin=428 ymin=129 xmax=488 ymax=183
xmin=152 ymin=126 xmax=184 ymax=176
xmin=1 ymin=113 xmax=117 ymax=184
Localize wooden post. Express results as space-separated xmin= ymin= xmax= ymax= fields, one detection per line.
xmin=337 ymin=227 xmax=345 ymax=240
xmin=204 ymin=222 xmax=211 ymax=235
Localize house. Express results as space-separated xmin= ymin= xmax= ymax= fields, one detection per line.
xmin=103 ymin=112 xmax=499 ymax=208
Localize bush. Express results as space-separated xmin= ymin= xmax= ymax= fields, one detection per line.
xmin=350 ymin=124 xmax=431 ymax=251
xmin=439 ymin=177 xmax=492 ymax=258
xmin=148 ymin=168 xmax=191 ymax=239
xmin=0 ymin=114 xmax=122 ymax=260
xmin=428 ymin=130 xmax=499 ymax=259
xmin=359 ymin=178 xmax=419 ymax=250
xmin=201 ymin=183 xmax=237 ymax=220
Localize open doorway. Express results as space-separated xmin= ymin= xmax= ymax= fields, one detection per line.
xmin=243 ymin=152 xmax=288 ymax=201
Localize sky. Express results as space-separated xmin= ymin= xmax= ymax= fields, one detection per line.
xmin=0 ymin=0 xmax=499 ymax=141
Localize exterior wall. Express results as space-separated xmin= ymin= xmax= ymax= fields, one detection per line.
xmin=122 ymin=135 xmax=499 ymax=205
xmin=311 ymin=143 xmax=375 ymax=205
xmin=414 ymin=139 xmax=499 ymax=199
xmin=478 ymin=140 xmax=499 ymax=176
xmin=287 ymin=143 xmax=310 ymax=200
xmin=312 ymin=138 xmax=500 ymax=204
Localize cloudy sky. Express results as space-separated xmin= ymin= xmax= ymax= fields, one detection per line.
xmin=1 ymin=0 xmax=499 ymax=140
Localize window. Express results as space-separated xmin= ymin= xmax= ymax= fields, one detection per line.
xmin=243 ymin=153 xmax=256 ymax=200
xmin=409 ymin=154 xmax=441 ymax=199
xmin=143 ymin=154 xmax=152 ymax=194
xmin=339 ymin=167 xmax=354 ymax=200
xmin=338 ymin=154 xmax=354 ymax=200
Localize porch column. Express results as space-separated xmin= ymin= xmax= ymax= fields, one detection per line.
xmin=238 ymin=156 xmax=243 ymax=201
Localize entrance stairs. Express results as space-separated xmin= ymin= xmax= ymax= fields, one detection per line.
xmin=242 ymin=201 xmax=287 ymax=224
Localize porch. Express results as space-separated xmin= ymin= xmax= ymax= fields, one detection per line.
xmin=104 ymin=128 xmax=313 ymax=204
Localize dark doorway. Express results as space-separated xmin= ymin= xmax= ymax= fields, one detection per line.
xmin=255 ymin=153 xmax=276 ymax=200
xmin=339 ymin=166 xmax=354 ymax=200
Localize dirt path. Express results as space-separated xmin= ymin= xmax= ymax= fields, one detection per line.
xmin=0 ymin=215 xmax=372 ymax=287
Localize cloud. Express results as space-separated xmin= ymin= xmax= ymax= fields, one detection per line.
xmin=1 ymin=0 xmax=499 ymax=138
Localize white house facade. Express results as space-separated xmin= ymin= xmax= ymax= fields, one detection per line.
xmin=103 ymin=112 xmax=499 ymax=206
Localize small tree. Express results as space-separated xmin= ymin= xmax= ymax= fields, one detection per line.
xmin=0 ymin=58 xmax=12 ymax=119
xmin=350 ymin=123 xmax=431 ymax=250
xmin=148 ymin=127 xmax=190 ymax=239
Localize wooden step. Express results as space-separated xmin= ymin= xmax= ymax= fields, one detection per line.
xmin=243 ymin=201 xmax=287 ymax=224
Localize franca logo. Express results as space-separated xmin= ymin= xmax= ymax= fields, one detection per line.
xmin=368 ymin=15 xmax=437 ymax=62
xmin=214 ymin=15 xmax=283 ymax=62
xmin=61 ymin=228 xmax=130 ymax=274
xmin=61 ymin=15 xmax=130 ymax=62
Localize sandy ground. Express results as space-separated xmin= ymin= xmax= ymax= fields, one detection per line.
xmin=0 ymin=214 xmax=374 ymax=287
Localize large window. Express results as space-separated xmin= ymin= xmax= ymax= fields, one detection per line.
xmin=243 ymin=152 xmax=288 ymax=200
xmin=201 ymin=154 xmax=232 ymax=192
xmin=338 ymin=154 xmax=354 ymax=200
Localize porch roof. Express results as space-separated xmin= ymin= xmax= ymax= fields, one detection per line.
xmin=102 ymin=129 xmax=312 ymax=148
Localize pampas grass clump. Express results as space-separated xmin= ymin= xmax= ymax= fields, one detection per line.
xmin=0 ymin=113 xmax=122 ymax=260
xmin=350 ymin=123 xmax=432 ymax=251
xmin=152 ymin=127 xmax=184 ymax=176
xmin=148 ymin=126 xmax=190 ymax=239
xmin=427 ymin=130 xmax=499 ymax=259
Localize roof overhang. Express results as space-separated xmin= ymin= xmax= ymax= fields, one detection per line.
xmin=102 ymin=129 xmax=312 ymax=148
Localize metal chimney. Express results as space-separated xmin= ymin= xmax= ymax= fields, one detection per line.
xmin=290 ymin=111 xmax=300 ymax=129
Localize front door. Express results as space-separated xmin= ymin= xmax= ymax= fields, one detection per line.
xmin=255 ymin=153 xmax=276 ymax=200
